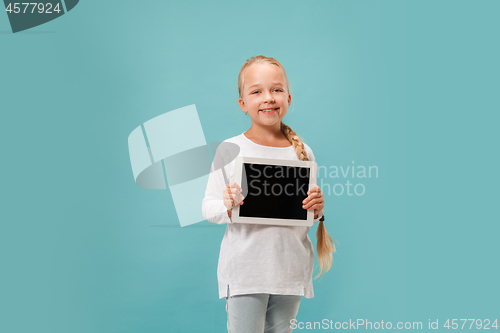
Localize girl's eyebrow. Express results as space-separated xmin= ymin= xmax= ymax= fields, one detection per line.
xmin=248 ymin=82 xmax=284 ymax=89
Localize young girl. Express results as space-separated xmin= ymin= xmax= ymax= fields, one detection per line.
xmin=202 ymin=55 xmax=335 ymax=333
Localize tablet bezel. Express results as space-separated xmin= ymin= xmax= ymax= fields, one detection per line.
xmin=231 ymin=156 xmax=317 ymax=227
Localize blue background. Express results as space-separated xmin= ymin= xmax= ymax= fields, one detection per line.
xmin=1 ymin=1 xmax=499 ymax=332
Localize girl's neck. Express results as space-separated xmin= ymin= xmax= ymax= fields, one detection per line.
xmin=244 ymin=123 xmax=292 ymax=148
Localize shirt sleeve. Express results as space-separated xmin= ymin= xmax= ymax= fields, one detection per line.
xmin=201 ymin=144 xmax=234 ymax=225
xmin=304 ymin=143 xmax=324 ymax=224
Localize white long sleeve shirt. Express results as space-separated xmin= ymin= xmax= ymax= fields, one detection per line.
xmin=202 ymin=133 xmax=323 ymax=299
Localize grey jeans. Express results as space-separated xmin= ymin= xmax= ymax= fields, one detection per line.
xmin=225 ymin=288 xmax=302 ymax=333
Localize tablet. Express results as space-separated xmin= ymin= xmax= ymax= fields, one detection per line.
xmin=231 ymin=156 xmax=317 ymax=227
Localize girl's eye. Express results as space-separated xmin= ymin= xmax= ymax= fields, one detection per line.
xmin=274 ymin=89 xmax=283 ymax=92
xmin=252 ymin=91 xmax=260 ymax=94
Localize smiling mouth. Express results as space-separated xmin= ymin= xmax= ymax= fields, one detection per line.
xmin=259 ymin=107 xmax=279 ymax=114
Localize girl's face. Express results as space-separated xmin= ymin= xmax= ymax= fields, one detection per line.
xmin=238 ymin=63 xmax=291 ymax=129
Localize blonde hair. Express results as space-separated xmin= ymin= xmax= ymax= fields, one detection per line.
xmin=238 ymin=55 xmax=291 ymax=100
xmin=238 ymin=55 xmax=336 ymax=278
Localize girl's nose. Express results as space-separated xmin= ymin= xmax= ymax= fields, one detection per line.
xmin=263 ymin=93 xmax=274 ymax=103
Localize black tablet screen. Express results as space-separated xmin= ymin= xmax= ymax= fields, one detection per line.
xmin=239 ymin=163 xmax=310 ymax=220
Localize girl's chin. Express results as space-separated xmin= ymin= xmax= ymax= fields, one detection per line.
xmin=256 ymin=119 xmax=283 ymax=127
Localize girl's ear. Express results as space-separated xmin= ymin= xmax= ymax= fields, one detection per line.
xmin=238 ymin=97 xmax=247 ymax=113
xmin=288 ymin=93 xmax=292 ymax=106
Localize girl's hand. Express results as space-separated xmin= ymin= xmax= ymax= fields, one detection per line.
xmin=223 ymin=182 xmax=245 ymax=211
xmin=302 ymin=185 xmax=324 ymax=219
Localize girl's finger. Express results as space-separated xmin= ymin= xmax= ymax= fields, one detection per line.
xmin=227 ymin=185 xmax=234 ymax=200
xmin=303 ymin=192 xmax=322 ymax=205
xmin=308 ymin=191 xmax=321 ymax=197
xmin=307 ymin=185 xmax=320 ymax=195
xmin=229 ymin=182 xmax=242 ymax=192
xmin=232 ymin=192 xmax=244 ymax=204
xmin=303 ymin=198 xmax=323 ymax=209
xmin=227 ymin=187 xmax=242 ymax=196
xmin=231 ymin=187 xmax=242 ymax=194
xmin=305 ymin=203 xmax=323 ymax=211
